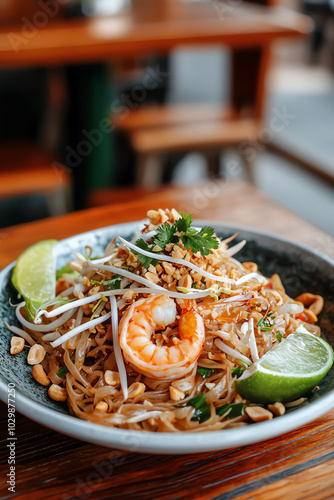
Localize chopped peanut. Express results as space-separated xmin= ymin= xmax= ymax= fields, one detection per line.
xmin=32 ymin=364 xmax=50 ymax=386
xmin=162 ymin=261 xmax=175 ymax=276
xmin=96 ymin=401 xmax=108 ymax=412
xmin=104 ymin=370 xmax=120 ymax=386
xmin=169 ymin=386 xmax=185 ymax=401
xmin=127 ymin=382 xmax=146 ymax=399
xmin=268 ymin=402 xmax=286 ymax=416
xmin=233 ymin=393 xmax=244 ymax=404
xmin=246 ymin=406 xmax=273 ymax=422
xmin=27 ymin=344 xmax=45 ymax=365
xmin=10 ymin=337 xmax=25 ymax=355
xmin=48 ymin=384 xmax=67 ymax=402
xmin=243 ymin=262 xmax=258 ymax=273
xmin=178 ymin=274 xmax=192 ymax=289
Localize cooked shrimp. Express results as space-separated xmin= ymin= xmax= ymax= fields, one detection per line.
xmin=119 ymin=295 xmax=205 ymax=380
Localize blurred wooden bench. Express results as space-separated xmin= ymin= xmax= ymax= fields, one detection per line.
xmin=0 ymin=143 xmax=71 ymax=215
xmin=113 ymin=104 xmax=261 ymax=186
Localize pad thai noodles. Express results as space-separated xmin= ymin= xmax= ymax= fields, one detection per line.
xmin=6 ymin=209 xmax=325 ymax=432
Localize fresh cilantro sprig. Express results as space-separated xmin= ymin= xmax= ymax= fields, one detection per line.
xmin=56 ymin=264 xmax=80 ymax=280
xmin=90 ymin=274 xmax=122 ymax=290
xmin=133 ymin=239 xmax=159 ymax=269
xmin=133 ymin=212 xmax=219 ymax=270
xmin=256 ymin=311 xmax=276 ymax=331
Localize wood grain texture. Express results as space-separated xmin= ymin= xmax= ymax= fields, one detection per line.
xmin=0 ymin=181 xmax=333 ymax=269
xmin=0 ymin=3 xmax=311 ymax=68
xmin=0 ymin=181 xmax=333 ymax=500
xmin=0 ymin=409 xmax=333 ymax=499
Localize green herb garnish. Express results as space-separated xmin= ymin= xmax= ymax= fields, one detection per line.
xmin=186 ymin=393 xmax=211 ymax=423
xmin=56 ymin=264 xmax=79 ymax=280
xmin=216 ymin=403 xmax=245 ymax=419
xmin=256 ymin=313 xmax=276 ymax=331
xmin=58 ymin=366 xmax=69 ymax=378
xmin=197 ymin=367 xmax=215 ymax=379
xmin=276 ymin=332 xmax=283 ymax=343
xmin=236 ymin=359 xmax=249 ymax=369
xmin=231 ymin=366 xmax=245 ymax=378
xmin=90 ymin=274 xmax=122 ymax=290
xmin=134 ymin=212 xmax=219 ymax=269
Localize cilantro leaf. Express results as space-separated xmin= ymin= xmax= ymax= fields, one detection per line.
xmin=56 ymin=264 xmax=79 ymax=280
xmin=216 ymin=403 xmax=245 ymax=419
xmin=174 ymin=211 xmax=192 ymax=233
xmin=133 ymin=238 xmax=159 ymax=270
xmin=154 ymin=223 xmax=175 ymax=250
xmin=90 ymin=275 xmax=122 ymax=290
xmin=197 ymin=367 xmax=215 ymax=379
xmin=256 ymin=313 xmax=275 ymax=331
xmin=182 ymin=226 xmax=218 ymax=256
xmin=133 ymin=212 xmax=219 ymax=270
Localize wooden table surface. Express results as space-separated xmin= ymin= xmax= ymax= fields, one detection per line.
xmin=0 ymin=2 xmax=311 ymax=67
xmin=0 ymin=181 xmax=334 ymax=499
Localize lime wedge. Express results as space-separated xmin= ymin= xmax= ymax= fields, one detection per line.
xmin=234 ymin=332 xmax=334 ymax=404
xmin=12 ymin=240 xmax=57 ymax=320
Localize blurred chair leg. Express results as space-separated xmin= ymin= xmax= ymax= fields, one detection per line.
xmin=237 ymin=150 xmax=256 ymax=184
xmin=205 ymin=151 xmax=221 ymax=178
xmin=45 ymin=188 xmax=70 ymax=216
xmin=136 ymin=154 xmax=163 ymax=188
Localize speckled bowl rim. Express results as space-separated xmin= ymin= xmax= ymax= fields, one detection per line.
xmin=0 ymin=220 xmax=333 ymax=454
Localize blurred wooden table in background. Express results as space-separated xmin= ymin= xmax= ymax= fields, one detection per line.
xmin=0 ymin=2 xmax=311 ymax=66
xmin=0 ymin=1 xmax=313 ymax=206
xmin=0 ymin=181 xmax=334 ymax=499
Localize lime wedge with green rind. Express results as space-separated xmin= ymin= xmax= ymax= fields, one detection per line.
xmin=12 ymin=240 xmax=57 ymax=320
xmin=234 ymin=332 xmax=334 ymax=404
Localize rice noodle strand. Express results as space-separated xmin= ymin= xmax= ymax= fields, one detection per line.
xmin=110 ymin=296 xmax=128 ymax=401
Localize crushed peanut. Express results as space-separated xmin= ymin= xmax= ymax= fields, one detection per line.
xmin=127 ymin=382 xmax=146 ymax=399
xmin=32 ymin=364 xmax=50 ymax=386
xmin=246 ymin=406 xmax=273 ymax=422
xmin=268 ymin=402 xmax=286 ymax=416
xmin=10 ymin=336 xmax=25 ymax=355
xmin=96 ymin=401 xmax=108 ymax=412
xmin=169 ymin=386 xmax=185 ymax=401
xmin=27 ymin=344 xmax=45 ymax=365
xmin=104 ymin=370 xmax=121 ymax=386
xmin=48 ymin=384 xmax=67 ymax=402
